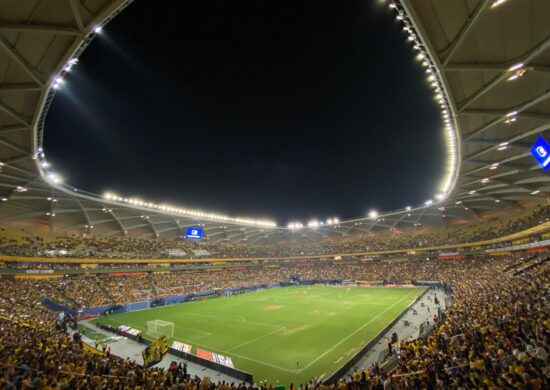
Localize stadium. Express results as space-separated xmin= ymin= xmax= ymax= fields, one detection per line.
xmin=0 ymin=0 xmax=549 ymax=389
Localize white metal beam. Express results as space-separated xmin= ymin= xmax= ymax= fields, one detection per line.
xmin=457 ymin=36 xmax=550 ymax=112
xmin=0 ymin=101 xmax=32 ymax=126
xmin=441 ymin=0 xmax=491 ymax=67
xmin=0 ymin=35 xmax=46 ymax=86
xmin=464 ymin=92 xmax=550 ymax=140
xmin=0 ymin=23 xmax=80 ymax=36
xmin=68 ymin=0 xmax=85 ymax=32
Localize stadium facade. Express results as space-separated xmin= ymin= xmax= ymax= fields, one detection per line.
xmin=0 ymin=0 xmax=549 ymax=244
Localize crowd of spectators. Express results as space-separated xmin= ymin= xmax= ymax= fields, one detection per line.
xmin=0 ymin=255 xmax=537 ymax=309
xmin=101 ymin=275 xmax=156 ymax=304
xmin=1 ymin=205 xmax=549 ymax=260
xmin=0 ymin=252 xmax=548 ymax=389
xmin=388 ymin=257 xmax=549 ymax=389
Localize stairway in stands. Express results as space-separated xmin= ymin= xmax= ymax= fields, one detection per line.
xmin=93 ymin=276 xmax=115 ymax=303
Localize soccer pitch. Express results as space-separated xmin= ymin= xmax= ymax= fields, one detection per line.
xmin=94 ymin=286 xmax=426 ymax=385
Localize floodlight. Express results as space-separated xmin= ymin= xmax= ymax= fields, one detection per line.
xmin=308 ymin=220 xmax=319 ymax=228
xmin=490 ymin=0 xmax=507 ymax=9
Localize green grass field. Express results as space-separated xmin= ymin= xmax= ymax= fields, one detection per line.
xmin=93 ymin=286 xmax=425 ymax=385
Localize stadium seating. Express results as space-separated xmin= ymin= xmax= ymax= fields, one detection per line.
xmin=1 ymin=204 xmax=549 ymax=260
xmin=0 ymin=253 xmax=548 ymax=389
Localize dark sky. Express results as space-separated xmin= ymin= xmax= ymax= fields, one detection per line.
xmin=45 ymin=0 xmax=444 ymax=224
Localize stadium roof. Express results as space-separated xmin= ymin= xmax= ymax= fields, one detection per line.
xmin=0 ymin=0 xmax=548 ymax=244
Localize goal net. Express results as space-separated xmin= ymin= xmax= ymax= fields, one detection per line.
xmin=126 ymin=300 xmax=150 ymax=312
xmin=145 ymin=320 xmax=174 ymax=339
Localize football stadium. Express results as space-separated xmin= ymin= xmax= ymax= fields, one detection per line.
xmin=0 ymin=0 xmax=549 ymax=389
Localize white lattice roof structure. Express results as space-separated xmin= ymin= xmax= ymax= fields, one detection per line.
xmin=0 ymin=0 xmax=548 ymax=243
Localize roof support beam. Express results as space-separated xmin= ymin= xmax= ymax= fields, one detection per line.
xmin=48 ymin=190 xmax=55 ymax=231
xmin=464 ymin=92 xmax=550 ymax=140
xmin=250 ymin=232 xmax=271 ymax=245
xmin=0 ymin=182 xmax=48 ymax=193
xmin=136 ymin=231 xmax=156 ymax=240
xmin=446 ymin=63 xmax=550 ymax=74
xmin=169 ymin=215 xmax=184 ymax=239
xmin=0 ymin=83 xmax=43 ymax=93
xmin=207 ymin=228 xmax=241 ymax=240
xmin=0 ymin=125 xmax=30 ymax=134
xmin=413 ymin=207 xmax=428 ymax=224
xmin=8 ymin=195 xmax=70 ymax=201
xmin=226 ymin=231 xmax=247 ymax=241
xmin=3 ymin=154 xmax=30 ymax=164
xmin=0 ymin=100 xmax=32 ymax=126
xmin=470 ymin=193 xmax=519 ymax=209
xmin=75 ymin=198 xmax=92 ymax=227
xmin=140 ymin=214 xmax=159 ymax=237
xmin=155 ymin=226 xmax=179 ymax=235
xmin=481 ymin=177 xmax=538 ymax=194
xmin=0 ymin=35 xmax=46 ymax=87
xmin=441 ymin=0 xmax=491 ymax=67
xmin=462 ymin=109 xmax=550 ymax=122
xmin=68 ymin=0 xmax=85 ymax=32
xmin=244 ymin=230 xmax=267 ymax=242
xmin=0 ymin=23 xmax=80 ymax=36
xmin=0 ymin=171 xmax=29 ymax=182
xmin=0 ymin=138 xmax=31 ymax=156
xmin=57 ymin=217 xmax=120 ymax=234
xmin=0 ymin=211 xmax=46 ymax=223
xmin=456 ymin=201 xmax=482 ymax=220
xmin=465 ymin=139 xmax=530 ymax=150
xmin=122 ymin=222 xmax=149 ymax=231
xmin=390 ymin=212 xmax=412 ymax=228
xmin=105 ymin=207 xmax=126 ymax=234
xmin=463 ymin=153 xmax=532 ymax=175
xmin=457 ymin=36 xmax=550 ymax=112
xmin=464 ymin=123 xmax=550 ymax=160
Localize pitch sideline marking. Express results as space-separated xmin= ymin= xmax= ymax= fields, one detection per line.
xmin=103 ymin=316 xmax=296 ymax=373
xmin=226 ymin=326 xmax=287 ymax=352
xmin=188 ymin=339 xmax=298 ymax=373
xmin=111 ymin=313 xmax=297 ymax=374
xmin=295 ymin=289 xmax=419 ymax=373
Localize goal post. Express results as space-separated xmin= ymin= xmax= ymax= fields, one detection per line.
xmin=126 ymin=300 xmax=150 ymax=312
xmin=145 ymin=320 xmax=174 ymax=339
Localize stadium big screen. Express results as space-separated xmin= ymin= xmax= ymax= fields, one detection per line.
xmin=185 ymin=226 xmax=203 ymax=240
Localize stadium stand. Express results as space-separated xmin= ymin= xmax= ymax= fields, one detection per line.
xmin=0 ymin=253 xmax=548 ymax=389
xmin=1 ymin=204 xmax=549 ymax=260
xmin=0 ymin=0 xmax=549 ymax=387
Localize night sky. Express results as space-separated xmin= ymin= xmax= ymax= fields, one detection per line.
xmin=45 ymin=0 xmax=444 ymax=224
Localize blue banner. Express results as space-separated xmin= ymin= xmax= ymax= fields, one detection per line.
xmin=531 ymin=136 xmax=550 ymax=170
xmin=185 ymin=227 xmax=203 ymax=240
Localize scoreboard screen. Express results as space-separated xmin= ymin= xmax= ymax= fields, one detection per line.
xmin=185 ymin=226 xmax=203 ymax=240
